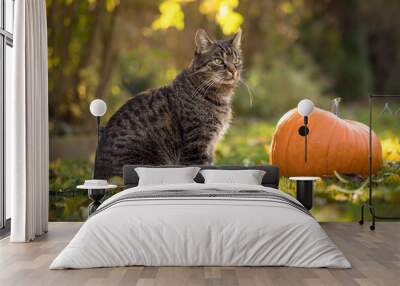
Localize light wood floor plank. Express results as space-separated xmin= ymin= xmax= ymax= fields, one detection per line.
xmin=0 ymin=222 xmax=398 ymax=286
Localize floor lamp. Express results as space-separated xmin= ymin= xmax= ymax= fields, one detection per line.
xmin=359 ymin=94 xmax=400 ymax=230
xmin=86 ymin=99 xmax=108 ymax=215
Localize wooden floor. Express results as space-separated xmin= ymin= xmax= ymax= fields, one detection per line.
xmin=0 ymin=222 xmax=399 ymax=286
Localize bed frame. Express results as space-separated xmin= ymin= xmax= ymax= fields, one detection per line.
xmin=122 ymin=165 xmax=280 ymax=189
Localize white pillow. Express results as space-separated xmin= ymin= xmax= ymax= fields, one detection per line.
xmin=135 ymin=167 xmax=200 ymax=186
xmin=200 ymin=169 xmax=266 ymax=185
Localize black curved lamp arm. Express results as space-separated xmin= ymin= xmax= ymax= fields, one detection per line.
xmin=298 ymin=116 xmax=309 ymax=163
xmin=304 ymin=116 xmax=308 ymax=163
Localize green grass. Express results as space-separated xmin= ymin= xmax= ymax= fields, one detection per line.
xmin=215 ymin=120 xmax=275 ymax=166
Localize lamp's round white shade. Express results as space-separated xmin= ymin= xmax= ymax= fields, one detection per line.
xmin=297 ymin=99 xmax=315 ymax=117
xmin=90 ymin=99 xmax=107 ymax=117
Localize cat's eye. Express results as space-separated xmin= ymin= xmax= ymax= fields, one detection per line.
xmin=213 ymin=58 xmax=224 ymax=65
xmin=233 ymin=58 xmax=241 ymax=65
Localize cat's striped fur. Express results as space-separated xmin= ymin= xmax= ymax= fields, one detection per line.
xmin=94 ymin=29 xmax=242 ymax=179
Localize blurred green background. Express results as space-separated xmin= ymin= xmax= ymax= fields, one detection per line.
xmin=47 ymin=0 xmax=400 ymax=221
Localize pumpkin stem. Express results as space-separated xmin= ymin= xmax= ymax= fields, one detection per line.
xmin=331 ymin=98 xmax=342 ymax=116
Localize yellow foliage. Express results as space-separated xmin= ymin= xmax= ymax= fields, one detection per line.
xmin=217 ymin=6 xmax=243 ymax=35
xmin=152 ymin=0 xmax=186 ymax=31
xmin=200 ymin=0 xmax=243 ymax=34
xmin=106 ymin=0 xmax=120 ymax=12
xmin=333 ymin=193 xmax=349 ymax=202
xmin=385 ymin=174 xmax=400 ymax=185
xmin=111 ymin=85 xmax=121 ymax=96
xmin=382 ymin=137 xmax=400 ymax=161
xmin=200 ymin=0 xmax=237 ymax=14
xmin=151 ymin=0 xmax=243 ymax=34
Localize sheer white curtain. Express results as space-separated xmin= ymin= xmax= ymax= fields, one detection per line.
xmin=7 ymin=0 xmax=49 ymax=242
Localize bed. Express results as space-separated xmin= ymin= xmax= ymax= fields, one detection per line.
xmin=50 ymin=165 xmax=351 ymax=269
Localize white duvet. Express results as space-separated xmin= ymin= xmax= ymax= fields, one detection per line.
xmin=50 ymin=183 xmax=351 ymax=269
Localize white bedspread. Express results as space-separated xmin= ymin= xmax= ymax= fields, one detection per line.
xmin=50 ymin=183 xmax=351 ymax=269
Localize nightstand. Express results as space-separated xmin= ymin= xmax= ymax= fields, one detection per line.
xmin=289 ymin=177 xmax=320 ymax=210
xmin=77 ymin=181 xmax=117 ymax=215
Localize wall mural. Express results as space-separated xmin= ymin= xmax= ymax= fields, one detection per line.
xmin=47 ymin=1 xmax=400 ymax=222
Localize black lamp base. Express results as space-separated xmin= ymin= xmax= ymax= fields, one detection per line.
xmin=88 ymin=189 xmax=106 ymax=215
xmin=296 ymin=180 xmax=313 ymax=210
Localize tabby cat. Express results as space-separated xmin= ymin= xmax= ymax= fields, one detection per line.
xmin=94 ymin=29 xmax=242 ymax=179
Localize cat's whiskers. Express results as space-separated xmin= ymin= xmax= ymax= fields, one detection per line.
xmin=192 ymin=79 xmax=214 ymax=97
xmin=201 ymin=80 xmax=217 ymax=97
xmin=200 ymin=79 xmax=219 ymax=97
xmin=239 ymin=78 xmax=254 ymax=107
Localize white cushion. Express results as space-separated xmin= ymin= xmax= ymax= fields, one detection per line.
xmin=200 ymin=169 xmax=266 ymax=185
xmin=135 ymin=167 xmax=200 ymax=186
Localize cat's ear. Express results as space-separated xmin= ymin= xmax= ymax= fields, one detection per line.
xmin=230 ymin=28 xmax=242 ymax=49
xmin=195 ymin=29 xmax=214 ymax=53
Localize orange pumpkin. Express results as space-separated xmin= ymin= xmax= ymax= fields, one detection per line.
xmin=270 ymin=107 xmax=382 ymax=177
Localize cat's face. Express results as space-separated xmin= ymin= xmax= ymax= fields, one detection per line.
xmin=191 ymin=29 xmax=242 ymax=87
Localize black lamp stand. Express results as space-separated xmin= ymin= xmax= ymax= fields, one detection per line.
xmin=359 ymin=94 xmax=400 ymax=230
xmin=89 ymin=116 xmax=105 ymax=215
xmin=92 ymin=115 xmax=103 ymax=178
